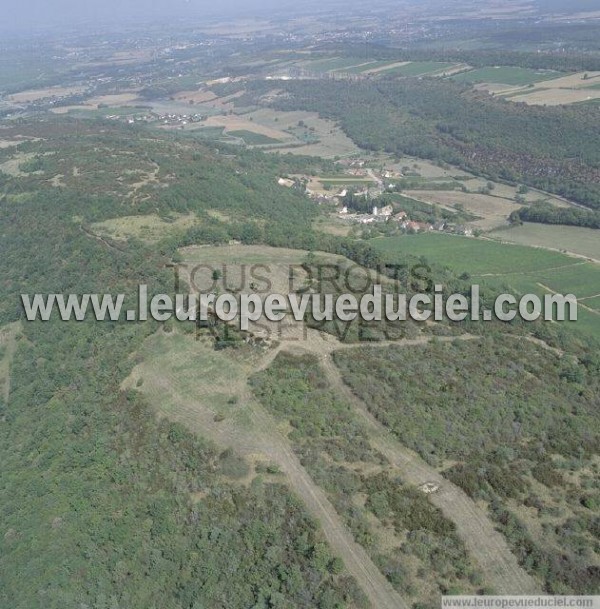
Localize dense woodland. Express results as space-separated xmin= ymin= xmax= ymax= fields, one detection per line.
xmin=0 ymin=120 xmax=368 ymax=608
xmin=1 ymin=22 xmax=600 ymax=604
xmin=231 ymin=78 xmax=600 ymax=210
xmin=250 ymin=352 xmax=484 ymax=605
xmin=510 ymin=202 xmax=600 ymax=229
xmin=350 ymin=44 xmax=600 ymax=73
xmin=334 ymin=338 xmax=600 ymax=594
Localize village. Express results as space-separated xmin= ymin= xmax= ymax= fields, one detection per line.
xmin=278 ymin=162 xmax=476 ymax=236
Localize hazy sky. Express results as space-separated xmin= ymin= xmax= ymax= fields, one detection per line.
xmin=2 ymin=0 xmax=305 ymax=32
xmin=3 ymin=0 xmax=598 ymax=33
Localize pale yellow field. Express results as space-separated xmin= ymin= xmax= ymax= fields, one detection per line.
xmin=405 ymin=190 xmax=522 ymax=230
xmin=0 ymin=322 xmax=20 ymax=403
xmin=175 ymin=89 xmax=246 ymax=111
xmin=389 ymin=156 xmax=472 ymax=179
xmin=8 ymin=86 xmax=87 ymax=104
xmin=475 ymin=1 xmax=535 ymax=17
xmin=50 ymin=92 xmax=142 ymax=114
xmin=331 ymin=60 xmax=377 ymax=72
xmin=511 ymin=88 xmax=600 ymax=106
xmin=433 ymin=64 xmax=472 ymax=77
xmin=51 ymin=105 xmax=94 ymax=115
xmin=173 ymin=90 xmax=218 ymax=104
xmin=0 ymin=152 xmax=37 ymax=177
xmin=0 ymin=139 xmax=25 ymax=149
xmin=474 ymin=71 xmax=600 ymax=105
xmin=245 ymin=108 xmax=360 ymax=158
xmin=491 ymin=224 xmax=600 ymax=262
xmin=87 ymin=92 xmax=141 ymax=106
xmin=532 ymin=71 xmax=600 ymax=89
xmin=203 ymin=115 xmax=289 ymax=140
xmin=109 ymin=49 xmax=155 ymax=64
xmin=475 ymin=82 xmax=525 ymax=95
xmin=313 ymin=215 xmax=354 ymax=237
xmin=363 ymin=61 xmax=411 ymax=74
xmin=463 ymin=178 xmax=570 ymax=208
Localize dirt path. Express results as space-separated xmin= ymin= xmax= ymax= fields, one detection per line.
xmin=80 ymin=224 xmax=127 ymax=253
xmin=315 ymin=345 xmax=541 ymax=595
xmin=128 ymin=327 xmax=409 ymax=609
xmin=537 ymin=282 xmax=599 ymax=316
xmin=236 ymin=339 xmax=410 ymax=609
xmin=242 ymin=391 xmax=409 ymax=609
xmin=130 ymin=323 xmax=549 ymax=603
xmin=479 ymin=260 xmax=587 ymax=278
xmin=0 ymin=323 xmax=19 ymax=403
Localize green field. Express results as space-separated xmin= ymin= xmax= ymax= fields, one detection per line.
xmin=583 ymin=295 xmax=600 ymax=310
xmin=492 ymin=223 xmax=600 ymax=261
xmin=512 ymin=263 xmax=600 ymax=308
xmin=385 ymin=62 xmax=457 ymax=77
xmin=300 ymin=58 xmax=457 ymax=77
xmin=227 ymin=130 xmax=281 ymax=145
xmin=63 ymin=105 xmax=152 ymax=118
xmin=450 ymin=66 xmax=562 ymax=86
xmin=373 ymin=233 xmax=577 ymax=275
xmin=303 ymin=56 xmax=370 ymax=73
xmin=189 ymin=126 xmax=226 ymax=139
xmin=344 ymin=60 xmax=403 ymax=74
xmin=372 ymin=234 xmax=600 ymax=337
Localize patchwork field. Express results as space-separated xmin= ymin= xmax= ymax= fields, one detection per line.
xmin=362 ymin=60 xmax=411 ymax=74
xmin=405 ymin=190 xmax=522 ymax=230
xmin=372 ymin=233 xmax=600 ymax=336
xmin=502 ymin=72 xmax=600 ymax=105
xmin=312 ymin=175 xmax=374 ymax=190
xmin=50 ymin=92 xmax=143 ymax=114
xmin=227 ymin=130 xmax=282 ymax=145
xmin=382 ymin=61 xmax=460 ymax=77
xmin=523 ymin=71 xmax=600 ymax=90
xmin=172 ymin=89 xmax=219 ymax=104
xmin=7 ymin=85 xmax=88 ymax=104
xmin=201 ymin=115 xmax=289 ymax=141
xmin=510 ymin=87 xmax=600 ymax=106
xmin=293 ymin=57 xmax=464 ymax=78
xmin=173 ymin=89 xmax=246 ymax=111
xmin=246 ymin=108 xmax=361 ymax=157
xmin=187 ymin=106 xmax=360 ymax=156
xmin=451 ymin=68 xmax=600 ymax=105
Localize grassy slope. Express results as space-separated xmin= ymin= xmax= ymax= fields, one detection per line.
xmin=0 ymin=120 xmax=366 ymax=609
